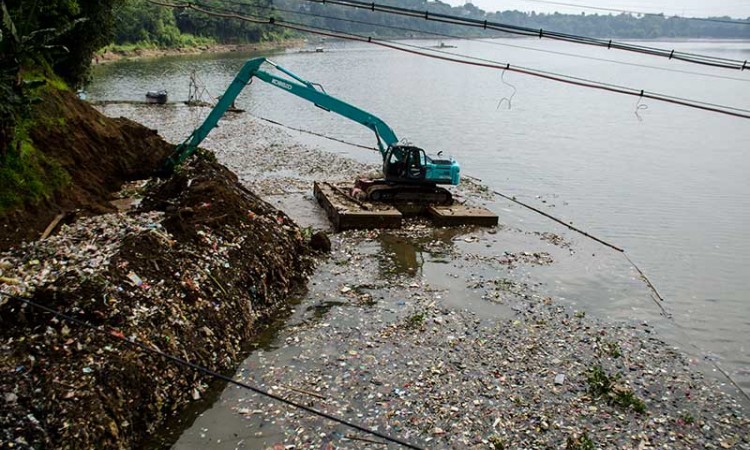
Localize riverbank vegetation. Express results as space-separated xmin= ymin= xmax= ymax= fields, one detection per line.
xmin=0 ymin=0 xmax=115 ymax=215
xmin=108 ymin=0 xmax=290 ymax=53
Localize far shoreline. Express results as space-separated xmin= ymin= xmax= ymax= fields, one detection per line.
xmin=93 ymin=39 xmax=306 ymax=65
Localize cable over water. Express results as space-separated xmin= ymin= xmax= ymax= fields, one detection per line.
xmin=146 ymin=0 xmax=750 ymax=120
xmin=300 ymin=0 xmax=750 ymax=70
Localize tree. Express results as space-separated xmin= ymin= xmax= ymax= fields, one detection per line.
xmin=3 ymin=0 xmax=122 ymax=86
xmin=114 ymin=0 xmax=181 ymax=46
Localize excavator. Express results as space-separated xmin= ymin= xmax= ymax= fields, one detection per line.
xmin=163 ymin=57 xmax=460 ymax=204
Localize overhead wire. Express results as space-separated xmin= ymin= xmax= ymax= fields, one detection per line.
xmin=216 ymin=0 xmax=750 ymax=83
xmin=0 ymin=290 xmax=424 ymax=450
xmin=147 ymin=0 xmax=750 ymax=120
xmin=517 ymin=0 xmax=750 ymax=26
xmin=299 ymin=0 xmax=750 ymax=71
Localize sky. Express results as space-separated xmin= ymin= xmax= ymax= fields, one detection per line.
xmin=443 ymin=0 xmax=750 ymax=19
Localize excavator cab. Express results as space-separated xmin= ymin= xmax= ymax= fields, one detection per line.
xmin=384 ymin=145 xmax=460 ymax=186
xmin=384 ymin=146 xmax=426 ymax=182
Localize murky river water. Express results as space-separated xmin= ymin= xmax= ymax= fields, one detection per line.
xmin=89 ymin=38 xmax=750 ymax=441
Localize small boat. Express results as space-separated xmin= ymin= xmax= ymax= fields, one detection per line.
xmin=146 ymin=90 xmax=168 ymax=104
xmin=435 ymin=41 xmax=457 ymax=49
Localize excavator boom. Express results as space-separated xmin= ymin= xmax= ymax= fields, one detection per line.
xmin=163 ymin=57 xmax=459 ymax=199
xmin=164 ymin=58 xmax=399 ymax=171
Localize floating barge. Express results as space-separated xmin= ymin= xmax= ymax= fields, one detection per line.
xmin=314 ymin=181 xmax=498 ymax=231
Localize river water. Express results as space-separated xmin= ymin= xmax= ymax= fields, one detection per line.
xmin=89 ymin=38 xmax=750 ymax=404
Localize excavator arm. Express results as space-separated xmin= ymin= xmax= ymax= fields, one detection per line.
xmin=163 ymin=57 xmax=399 ymax=172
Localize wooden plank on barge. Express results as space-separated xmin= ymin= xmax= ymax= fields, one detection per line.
xmin=427 ymin=204 xmax=498 ymax=227
xmin=314 ymin=182 xmax=402 ymax=232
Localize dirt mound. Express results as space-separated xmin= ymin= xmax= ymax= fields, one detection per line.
xmin=0 ymin=154 xmax=313 ymax=449
xmin=0 ymin=88 xmax=173 ymax=251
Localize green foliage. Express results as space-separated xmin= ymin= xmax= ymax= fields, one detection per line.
xmin=488 ymin=435 xmax=505 ymax=450
xmin=603 ymin=341 xmax=622 ymax=358
xmin=566 ymin=432 xmax=595 ymax=450
xmin=113 ymin=0 xmax=183 ymax=47
xmin=615 ymin=389 xmax=646 ymax=413
xmin=404 ymin=310 xmax=426 ymax=329
xmin=586 ymin=365 xmax=646 ymax=414
xmin=174 ymin=0 xmax=273 ymax=44
xmin=587 ymin=364 xmax=616 ymax=398
xmin=595 ymin=338 xmax=622 ymax=358
xmin=300 ymin=226 xmax=313 ymax=239
xmin=3 ymin=0 xmax=121 ymax=87
xmin=111 ymin=0 xmax=748 ymax=48
xmin=680 ymin=413 xmax=695 ymax=425
xmin=0 ymin=2 xmax=79 ymax=213
xmin=111 ymin=0 xmax=274 ymax=48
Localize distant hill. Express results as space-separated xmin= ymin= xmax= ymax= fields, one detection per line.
xmin=108 ymin=0 xmax=749 ymax=48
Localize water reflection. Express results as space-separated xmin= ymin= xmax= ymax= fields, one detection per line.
xmin=379 ymin=233 xmax=424 ymax=276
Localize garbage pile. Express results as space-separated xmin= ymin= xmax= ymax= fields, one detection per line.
xmin=0 ymin=156 xmax=314 ymax=449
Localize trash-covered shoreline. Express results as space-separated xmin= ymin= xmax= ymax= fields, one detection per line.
xmin=172 ymin=224 xmax=749 ymax=450
xmin=0 ymin=155 xmax=315 ymax=449
xmin=85 ymin=105 xmax=749 ymax=449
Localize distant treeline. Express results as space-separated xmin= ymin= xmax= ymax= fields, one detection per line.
xmin=278 ymin=0 xmax=750 ymax=39
xmin=111 ymin=0 xmax=749 ymax=47
xmin=112 ymin=0 xmax=285 ymax=48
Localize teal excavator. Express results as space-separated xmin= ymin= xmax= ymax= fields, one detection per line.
xmin=163 ymin=57 xmax=460 ymax=204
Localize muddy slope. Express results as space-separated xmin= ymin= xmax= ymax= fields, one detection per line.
xmin=0 ymin=88 xmax=173 ymax=251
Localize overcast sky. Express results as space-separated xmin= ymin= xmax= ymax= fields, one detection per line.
xmin=444 ymin=0 xmax=750 ymax=19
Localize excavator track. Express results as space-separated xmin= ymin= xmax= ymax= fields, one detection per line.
xmin=362 ymin=181 xmax=453 ymax=206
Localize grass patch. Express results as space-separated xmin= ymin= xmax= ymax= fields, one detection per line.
xmin=595 ymin=339 xmax=622 ymax=359
xmin=22 ymin=67 xmax=69 ymax=92
xmin=488 ymin=435 xmax=505 ymax=450
xmin=586 ymin=364 xmax=646 ymax=414
xmin=404 ymin=311 xmax=426 ymax=330
xmin=615 ymin=390 xmax=646 ymax=414
xmin=566 ymin=432 xmax=595 ymax=450
xmin=587 ymin=365 xmax=615 ymax=397
xmin=603 ymin=341 xmax=622 ymax=358
xmin=42 ymin=76 xmax=69 ymax=92
xmin=0 ymin=134 xmax=70 ymax=213
xmin=679 ymin=413 xmax=695 ymax=425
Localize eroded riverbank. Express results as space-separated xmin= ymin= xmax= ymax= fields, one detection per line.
xmin=0 ymin=93 xmax=315 ymax=448
xmin=97 ymin=103 xmax=749 ymax=449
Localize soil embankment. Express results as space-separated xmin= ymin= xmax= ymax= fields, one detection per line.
xmin=0 ymin=92 xmax=313 ymax=448
xmin=0 ymin=88 xmax=172 ymax=251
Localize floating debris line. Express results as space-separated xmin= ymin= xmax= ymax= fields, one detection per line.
xmin=0 ymin=291 xmax=425 ymax=450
